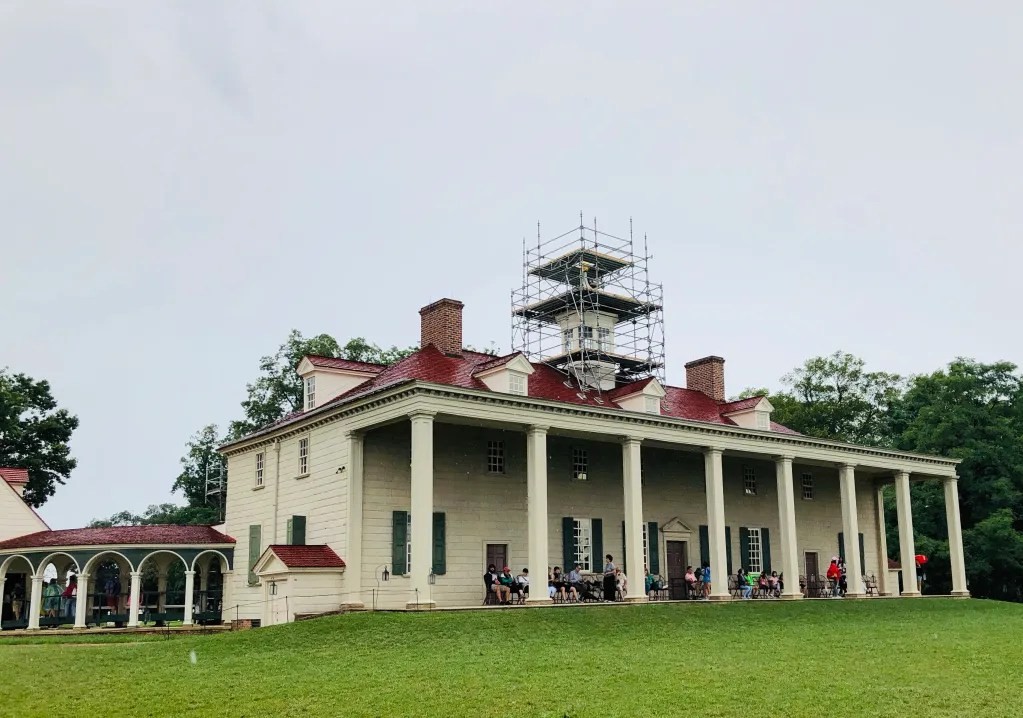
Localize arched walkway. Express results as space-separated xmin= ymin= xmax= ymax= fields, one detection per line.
xmin=0 ymin=555 xmax=34 ymax=627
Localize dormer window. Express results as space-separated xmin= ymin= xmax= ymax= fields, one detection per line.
xmin=474 ymin=354 xmax=535 ymax=396
xmin=644 ymin=396 xmax=660 ymax=414
xmin=305 ymin=376 xmax=316 ymax=410
xmin=509 ymin=372 xmax=526 ymax=396
xmin=756 ymin=411 xmax=769 ymax=430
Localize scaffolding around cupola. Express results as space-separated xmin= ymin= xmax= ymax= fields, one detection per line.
xmin=511 ymin=219 xmax=665 ymax=393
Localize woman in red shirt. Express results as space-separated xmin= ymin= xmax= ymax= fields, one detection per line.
xmin=826 ymin=559 xmax=841 ymax=597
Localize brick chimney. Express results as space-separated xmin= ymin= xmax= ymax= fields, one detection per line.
xmin=419 ymin=298 xmax=464 ymax=357
xmin=685 ymin=356 xmax=725 ymax=401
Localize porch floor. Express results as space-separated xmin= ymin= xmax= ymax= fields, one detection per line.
xmin=0 ymin=624 xmax=231 ymax=638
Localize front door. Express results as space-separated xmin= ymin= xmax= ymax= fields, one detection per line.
xmin=667 ymin=541 xmax=688 ymax=599
xmin=804 ymin=552 xmax=819 ymax=595
xmin=486 ymin=544 xmax=508 ymax=572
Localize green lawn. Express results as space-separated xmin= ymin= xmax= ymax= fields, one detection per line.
xmin=2 ymin=600 xmax=1020 ymax=717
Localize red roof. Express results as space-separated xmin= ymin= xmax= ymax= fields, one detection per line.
xmin=718 ymin=397 xmax=766 ymax=413
xmin=0 ymin=467 xmax=29 ymax=485
xmin=268 ymin=544 xmax=345 ymax=569
xmin=304 ymin=355 xmax=386 ymax=373
xmin=0 ymin=525 xmax=235 ymax=550
xmin=227 ymin=345 xmax=798 ymax=443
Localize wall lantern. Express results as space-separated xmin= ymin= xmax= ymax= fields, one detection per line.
xmin=381 ymin=566 xmax=390 ymax=582
xmin=428 ymin=570 xmax=436 ymax=585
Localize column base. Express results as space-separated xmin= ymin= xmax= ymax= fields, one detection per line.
xmin=405 ymin=600 xmax=437 ymax=611
xmin=525 ymin=596 xmax=552 ymax=606
xmin=622 ymin=595 xmax=648 ymax=604
xmin=949 ymin=591 xmax=971 ymax=598
xmin=779 ymin=592 xmax=803 ymax=600
xmin=708 ymin=594 xmax=732 ymax=602
xmin=843 ymin=592 xmax=866 ymax=599
xmin=900 ymin=591 xmax=922 ymax=598
xmin=182 ymin=621 xmax=194 ymax=627
xmin=73 ymin=626 xmax=87 ymax=631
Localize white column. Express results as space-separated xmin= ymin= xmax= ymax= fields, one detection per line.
xmin=774 ymin=455 xmax=801 ymax=598
xmin=27 ymin=576 xmax=43 ymax=630
xmin=183 ymin=571 xmax=195 ymax=625
xmin=944 ymin=477 xmax=969 ymax=597
xmin=839 ymin=464 xmax=864 ymax=597
xmin=622 ymin=437 xmax=646 ymax=602
xmin=408 ymin=411 xmax=436 ymax=609
xmin=894 ymin=471 xmax=920 ymax=596
xmin=157 ymin=571 xmax=168 ymax=612
xmin=875 ymin=484 xmax=891 ymax=596
xmin=127 ymin=571 xmax=142 ymax=626
xmin=74 ymin=573 xmax=90 ymax=629
xmin=345 ymin=431 xmax=365 ymax=608
xmin=704 ymin=448 xmax=729 ymax=600
xmin=526 ymin=425 xmax=551 ymax=604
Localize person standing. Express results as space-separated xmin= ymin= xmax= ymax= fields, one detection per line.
xmin=63 ymin=575 xmax=78 ymax=619
xmin=602 ymin=554 xmax=617 ymax=602
xmin=44 ymin=578 xmax=61 ymax=618
xmin=11 ymin=582 xmax=24 ymax=621
xmin=702 ymin=563 xmax=712 ymax=599
xmin=826 ymin=558 xmax=842 ymax=598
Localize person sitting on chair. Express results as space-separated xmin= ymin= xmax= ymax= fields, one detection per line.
xmin=484 ymin=564 xmax=511 ymax=604
xmin=684 ymin=566 xmax=698 ymax=597
xmin=616 ymin=568 xmax=628 ymax=599
xmin=567 ymin=564 xmax=587 ymax=601
xmin=500 ymin=567 xmax=521 ymax=601
xmin=515 ymin=568 xmax=530 ymax=598
xmin=736 ymin=567 xmax=753 ymax=599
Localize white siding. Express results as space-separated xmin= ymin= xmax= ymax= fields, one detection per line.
xmin=0 ymin=481 xmax=48 ymax=542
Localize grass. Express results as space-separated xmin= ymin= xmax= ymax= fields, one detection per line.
xmin=1 ymin=599 xmax=1021 ymax=717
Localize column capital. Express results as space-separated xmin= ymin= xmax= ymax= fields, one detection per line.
xmin=130 ymin=571 xmax=141 ymax=579
xmin=943 ymin=476 xmax=959 ymax=483
xmin=893 ymin=470 xmax=910 ymax=481
xmin=408 ymin=410 xmax=437 ymax=421
xmin=31 ymin=574 xmax=44 ymax=583
xmin=774 ymin=454 xmax=795 ymax=463
xmin=838 ymin=462 xmax=857 ymax=471
xmin=621 ymin=436 xmax=644 ymax=446
xmin=703 ymin=446 xmax=724 ymax=457
xmin=344 ymin=429 xmax=365 ymax=441
xmin=527 ymin=424 xmax=549 ymax=435
xmin=184 ymin=570 xmax=196 ymax=577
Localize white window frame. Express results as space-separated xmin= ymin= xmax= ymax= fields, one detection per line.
xmin=642 ymin=523 xmax=650 ymax=571
xmin=580 ymin=325 xmax=594 ymax=349
xmin=487 ymin=440 xmax=505 ymax=474
xmin=406 ymin=514 xmax=412 ymax=573
xmin=573 ymin=518 xmax=592 ymax=571
xmin=508 ymin=372 xmax=526 ymax=396
xmin=743 ymin=465 xmax=757 ymax=496
xmin=562 ymin=328 xmax=573 ymax=353
xmin=305 ymin=376 xmax=316 ymax=410
xmin=747 ymin=527 xmax=763 ymax=574
xmin=644 ymin=396 xmax=660 ymax=414
xmin=298 ymin=437 xmax=309 ymax=476
xmin=801 ymin=473 xmax=814 ymax=500
xmin=255 ymin=452 xmax=264 ymax=487
xmin=756 ymin=412 xmax=769 ymax=430
xmin=572 ymin=447 xmax=588 ymax=480
xmin=597 ymin=326 xmax=610 ymax=351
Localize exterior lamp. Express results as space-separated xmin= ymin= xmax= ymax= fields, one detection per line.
xmin=381 ymin=566 xmax=390 ymax=582
xmin=428 ymin=569 xmax=436 ymax=585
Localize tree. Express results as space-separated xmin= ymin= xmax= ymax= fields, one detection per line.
xmin=89 ymin=503 xmax=220 ymax=528
xmin=0 ymin=369 xmax=79 ymax=507
xmin=172 ymin=424 xmax=225 ymax=509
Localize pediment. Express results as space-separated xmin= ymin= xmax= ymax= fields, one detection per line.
xmin=661 ymin=517 xmax=694 ymax=535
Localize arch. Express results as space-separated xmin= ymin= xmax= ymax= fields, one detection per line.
xmin=191 ymin=549 xmax=231 ymax=573
xmin=0 ymin=553 xmax=36 ymax=577
xmin=36 ymin=552 xmax=81 ymax=578
xmin=136 ymin=550 xmax=188 ymax=573
xmin=82 ymin=550 xmax=135 ymax=576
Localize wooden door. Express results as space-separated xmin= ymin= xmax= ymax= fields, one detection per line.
xmin=804 ymin=552 xmax=819 ymax=595
xmin=667 ymin=541 xmax=687 ymax=599
xmin=486 ymin=544 xmax=508 ymax=571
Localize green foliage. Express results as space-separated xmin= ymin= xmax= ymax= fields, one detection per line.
xmin=0 ymin=369 xmax=79 ymax=507
xmin=88 ymin=503 xmax=220 ymax=528
xmin=171 ymin=424 xmax=225 ymax=508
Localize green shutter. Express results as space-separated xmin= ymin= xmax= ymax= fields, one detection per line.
xmin=562 ymin=517 xmax=576 ymax=570
xmin=725 ymin=526 xmax=733 ymax=575
xmin=247 ymin=524 xmax=261 ymax=585
xmin=761 ymin=528 xmax=771 ymax=573
xmin=838 ymin=532 xmax=845 ymax=562
xmin=858 ymin=533 xmax=865 ymax=574
xmin=287 ymin=515 xmax=306 ymax=546
xmin=392 ymin=511 xmax=408 ymax=575
xmin=591 ymin=518 xmax=603 ymax=570
xmin=740 ymin=527 xmax=750 ymax=572
xmin=432 ymin=512 xmax=446 ymax=575
xmin=648 ymin=522 xmax=659 ymax=574
xmin=699 ymin=525 xmax=710 ymax=567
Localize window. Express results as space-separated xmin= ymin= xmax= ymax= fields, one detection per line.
xmin=255 ymin=452 xmax=264 ymax=487
xmin=580 ymin=325 xmax=594 ymax=349
xmin=562 ymin=328 xmax=573 ymax=353
xmin=572 ymin=447 xmax=588 ymax=480
xmin=597 ymin=327 xmax=611 ymax=351
xmin=487 ymin=440 xmax=505 ymax=474
xmin=406 ymin=514 xmax=412 ymax=573
xmin=743 ymin=465 xmax=757 ymax=496
xmin=573 ymin=518 xmax=592 ymax=571
xmin=801 ymin=473 xmax=814 ymax=500
xmin=642 ymin=522 xmax=649 ymax=569
xmin=756 ymin=412 xmax=769 ymax=430
xmin=305 ymin=376 xmax=316 ymax=410
xmin=747 ymin=528 xmax=763 ymax=573
xmin=298 ymin=437 xmax=309 ymax=475
xmin=508 ymin=372 xmax=526 ymax=396
xmin=644 ymin=396 xmax=660 ymax=414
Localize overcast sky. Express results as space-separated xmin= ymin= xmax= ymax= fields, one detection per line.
xmin=2 ymin=2 xmax=1020 ymax=529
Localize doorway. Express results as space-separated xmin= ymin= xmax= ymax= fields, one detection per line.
xmin=666 ymin=541 xmax=688 ymax=599
xmin=804 ymin=552 xmax=819 ymax=579
xmin=486 ymin=544 xmax=508 ymax=572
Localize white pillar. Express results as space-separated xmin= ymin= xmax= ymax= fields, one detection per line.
xmin=894 ymin=471 xmax=920 ymax=596
xmin=839 ymin=464 xmax=864 ymax=597
xmin=183 ymin=571 xmax=195 ymax=625
xmin=74 ymin=573 xmax=90 ymax=629
xmin=27 ymin=576 xmax=43 ymax=630
xmin=127 ymin=571 xmax=142 ymax=626
xmin=345 ymin=431 xmax=365 ymax=608
xmin=408 ymin=411 xmax=436 ymax=609
xmin=875 ymin=484 xmax=891 ymax=596
xmin=526 ymin=425 xmax=551 ymax=604
xmin=157 ymin=571 xmax=168 ymax=612
xmin=704 ymin=448 xmax=729 ymax=600
xmin=622 ymin=437 xmax=646 ymax=602
xmin=944 ymin=477 xmax=969 ymax=597
xmin=774 ymin=455 xmax=802 ymax=598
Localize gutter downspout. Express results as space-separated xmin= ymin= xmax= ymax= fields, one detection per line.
xmin=272 ymin=439 xmax=282 ymax=543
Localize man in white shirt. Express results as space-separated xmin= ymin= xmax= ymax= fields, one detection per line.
xmin=515 ymin=568 xmax=530 ymax=598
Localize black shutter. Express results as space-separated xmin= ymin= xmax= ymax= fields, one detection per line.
xmin=761 ymin=528 xmax=771 ymax=573
xmin=432 ymin=512 xmax=446 ymax=575
xmin=725 ymin=526 xmax=733 ymax=575
xmin=858 ymin=533 xmax=865 ymax=575
xmin=562 ymin=517 xmax=575 ymax=570
xmin=287 ymin=515 xmax=306 ymax=546
xmin=740 ymin=527 xmax=750 ymax=572
xmin=699 ymin=525 xmax=710 ymax=567
xmin=648 ymin=522 xmax=660 ymax=574
xmin=838 ymin=532 xmax=845 ymax=562
xmin=247 ymin=524 xmax=261 ymax=585
xmin=591 ymin=518 xmax=603 ymax=570
xmin=392 ymin=511 xmax=408 ymax=575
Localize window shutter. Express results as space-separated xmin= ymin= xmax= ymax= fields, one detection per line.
xmin=287 ymin=515 xmax=306 ymax=546
xmin=858 ymin=533 xmax=865 ymax=574
xmin=699 ymin=525 xmax=710 ymax=567
xmin=247 ymin=524 xmax=261 ymax=585
xmin=432 ymin=512 xmax=446 ymax=575
xmin=392 ymin=511 xmax=408 ymax=575
xmin=739 ymin=527 xmax=750 ymax=572
xmin=761 ymin=528 xmax=771 ymax=573
xmin=725 ymin=527 xmax=733 ymax=575
xmin=562 ymin=517 xmax=575 ymax=570
xmin=286 ymin=517 xmax=293 ymax=544
xmin=621 ymin=521 xmax=627 ymax=574
xmin=838 ymin=532 xmax=845 ymax=562
xmin=648 ymin=522 xmax=660 ymax=574
xmin=591 ymin=518 xmax=603 ymax=570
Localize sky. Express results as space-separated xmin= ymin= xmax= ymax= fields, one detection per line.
xmin=2 ymin=2 xmax=1021 ymax=529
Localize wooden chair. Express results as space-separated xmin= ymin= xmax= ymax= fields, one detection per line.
xmin=728 ymin=576 xmax=741 ymax=599
xmin=864 ymin=575 xmax=878 ymax=596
